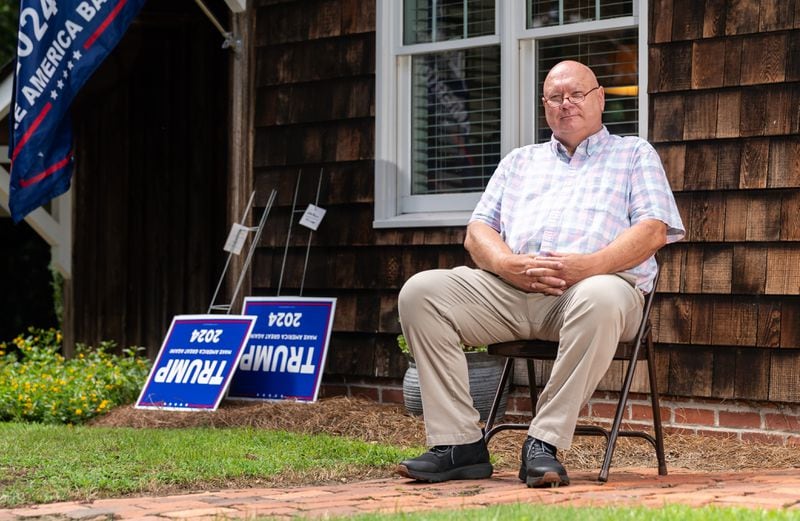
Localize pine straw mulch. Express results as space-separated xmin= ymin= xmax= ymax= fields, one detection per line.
xmin=90 ymin=396 xmax=799 ymax=485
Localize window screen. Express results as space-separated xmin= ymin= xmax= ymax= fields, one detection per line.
xmin=536 ymin=28 xmax=638 ymax=142
xmin=404 ymin=0 xmax=495 ymax=45
xmin=411 ymin=46 xmax=501 ymax=195
xmin=528 ymin=0 xmax=632 ymax=28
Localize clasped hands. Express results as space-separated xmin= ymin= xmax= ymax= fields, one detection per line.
xmin=498 ymin=252 xmax=595 ymax=296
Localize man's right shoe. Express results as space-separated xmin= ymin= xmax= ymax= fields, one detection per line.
xmin=396 ymin=437 xmax=493 ymax=482
xmin=519 ymin=436 xmax=570 ymax=488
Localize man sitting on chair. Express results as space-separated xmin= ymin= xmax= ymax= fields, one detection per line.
xmin=396 ymin=60 xmax=685 ymax=488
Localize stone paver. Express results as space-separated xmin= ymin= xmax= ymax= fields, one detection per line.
xmin=1 ymin=468 xmax=799 ymax=520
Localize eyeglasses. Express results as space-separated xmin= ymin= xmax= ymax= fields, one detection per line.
xmin=543 ymin=86 xmax=601 ymax=107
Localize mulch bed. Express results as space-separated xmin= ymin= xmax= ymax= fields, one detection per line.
xmin=90 ymin=396 xmax=799 ymax=475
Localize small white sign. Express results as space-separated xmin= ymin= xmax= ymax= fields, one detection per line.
xmin=223 ymin=223 xmax=249 ymax=255
xmin=299 ymin=204 xmax=327 ymax=231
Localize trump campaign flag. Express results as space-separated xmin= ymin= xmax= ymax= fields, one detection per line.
xmin=8 ymin=0 xmax=147 ymax=222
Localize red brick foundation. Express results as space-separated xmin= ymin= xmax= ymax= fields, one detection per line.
xmin=511 ymin=389 xmax=800 ymax=447
xmin=321 ymin=379 xmax=800 ymax=447
xmin=320 ymin=377 xmax=406 ymax=405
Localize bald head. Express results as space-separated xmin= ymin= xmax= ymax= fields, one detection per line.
xmin=543 ymin=61 xmax=598 ymax=91
xmin=541 ymin=61 xmax=605 ymax=155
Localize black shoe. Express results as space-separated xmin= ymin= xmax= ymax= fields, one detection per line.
xmin=518 ymin=436 xmax=569 ymax=488
xmin=397 ymin=438 xmax=493 ymax=482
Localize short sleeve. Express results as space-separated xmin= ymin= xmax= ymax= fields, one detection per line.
xmin=469 ymin=148 xmax=518 ymax=232
xmin=628 ymin=140 xmax=686 ymax=244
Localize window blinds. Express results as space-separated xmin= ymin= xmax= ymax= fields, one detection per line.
xmin=411 ymin=46 xmax=501 ymax=195
xmin=528 ymin=0 xmax=632 ymax=28
xmin=404 ymin=0 xmax=495 ymax=44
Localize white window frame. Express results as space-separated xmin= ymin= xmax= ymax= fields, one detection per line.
xmin=374 ymin=0 xmax=648 ymax=229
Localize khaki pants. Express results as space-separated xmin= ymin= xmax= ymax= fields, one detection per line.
xmin=397 ymin=267 xmax=644 ymax=449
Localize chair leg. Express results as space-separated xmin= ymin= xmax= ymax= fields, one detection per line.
xmin=526 ymin=359 xmax=538 ymax=412
xmin=598 ymin=338 xmax=644 ymax=482
xmin=484 ymin=357 xmax=514 ymax=442
xmin=646 ymin=333 xmax=668 ymax=476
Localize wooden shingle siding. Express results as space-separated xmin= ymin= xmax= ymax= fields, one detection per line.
xmin=655 ymin=245 xmax=800 ymax=344
xmin=659 ymin=344 xmax=800 ymax=402
xmin=702 ymin=0 xmax=726 ymax=38
xmin=691 ymin=40 xmax=726 ymax=89
xmin=662 ymin=139 xmax=800 ymax=190
xmin=649 ymin=0 xmax=800 ymax=403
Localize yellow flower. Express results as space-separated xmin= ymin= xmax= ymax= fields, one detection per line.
xmin=75 ymin=409 xmax=82 ymax=415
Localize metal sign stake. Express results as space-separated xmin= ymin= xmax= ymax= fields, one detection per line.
xmin=208 ymin=189 xmax=277 ymax=313
xmin=277 ymin=170 xmax=302 ymax=296
xmin=299 ymin=168 xmax=324 ymax=296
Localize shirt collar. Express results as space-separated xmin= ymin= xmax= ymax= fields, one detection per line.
xmin=549 ymin=126 xmax=609 ymax=159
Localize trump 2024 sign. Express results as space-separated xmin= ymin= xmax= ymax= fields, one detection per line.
xmin=135 ymin=315 xmax=257 ymax=411
xmin=227 ymin=297 xmax=336 ymax=402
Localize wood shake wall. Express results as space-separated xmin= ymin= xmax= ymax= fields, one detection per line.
xmin=648 ymin=0 xmax=800 ymax=403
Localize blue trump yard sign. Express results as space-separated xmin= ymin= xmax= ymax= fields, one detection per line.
xmin=136 ymin=315 xmax=257 ymax=411
xmin=227 ymin=297 xmax=337 ymax=402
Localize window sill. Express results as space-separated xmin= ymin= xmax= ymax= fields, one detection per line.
xmin=373 ymin=211 xmax=471 ymax=229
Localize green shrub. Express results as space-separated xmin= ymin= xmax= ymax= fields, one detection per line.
xmin=0 ymin=327 xmax=151 ymax=424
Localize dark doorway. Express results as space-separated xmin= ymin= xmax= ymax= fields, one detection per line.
xmin=68 ymin=0 xmax=230 ymax=355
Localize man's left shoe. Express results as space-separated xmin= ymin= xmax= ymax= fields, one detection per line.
xmin=397 ymin=437 xmax=493 ymax=482
xmin=519 ymin=436 xmax=570 ymax=488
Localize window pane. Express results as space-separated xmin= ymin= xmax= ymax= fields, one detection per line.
xmin=411 ymin=46 xmax=501 ymax=195
xmin=528 ymin=0 xmax=632 ymax=28
xmin=404 ymin=0 xmax=495 ymax=45
xmin=536 ymin=29 xmax=638 ymax=142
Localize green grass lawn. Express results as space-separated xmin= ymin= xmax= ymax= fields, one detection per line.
xmin=0 ymin=422 xmax=420 ymax=507
xmin=2 ymin=422 xmax=799 ymax=521
xmin=334 ymin=504 xmax=800 ymax=521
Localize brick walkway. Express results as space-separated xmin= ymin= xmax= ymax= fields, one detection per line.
xmin=2 ymin=468 xmax=798 ymax=520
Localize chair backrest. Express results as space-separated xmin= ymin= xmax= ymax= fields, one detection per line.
xmin=615 ymin=258 xmax=660 ymax=360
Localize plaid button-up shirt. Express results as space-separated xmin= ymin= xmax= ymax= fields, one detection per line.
xmin=470 ymin=126 xmax=685 ymax=293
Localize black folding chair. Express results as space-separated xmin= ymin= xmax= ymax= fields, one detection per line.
xmin=483 ymin=263 xmax=667 ymax=482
